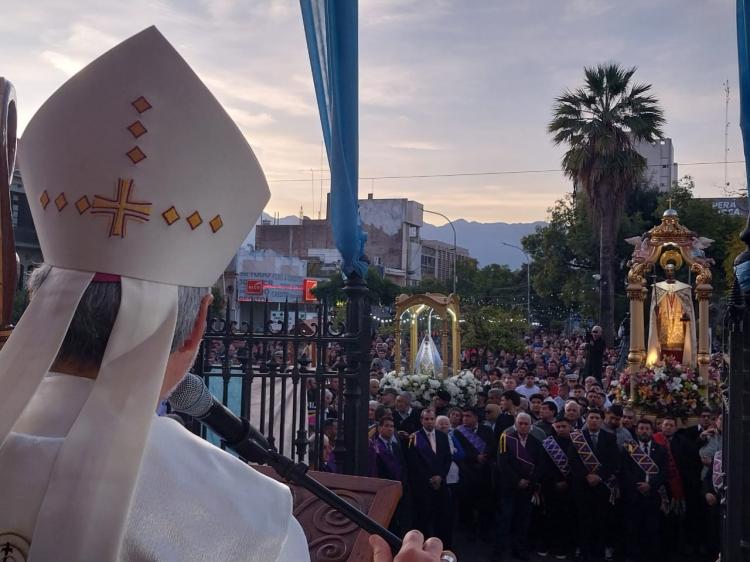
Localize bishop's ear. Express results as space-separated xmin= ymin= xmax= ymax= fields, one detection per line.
xmin=179 ymin=293 xmax=213 ymax=353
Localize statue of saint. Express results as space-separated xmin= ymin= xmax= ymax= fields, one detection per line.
xmin=646 ymin=264 xmax=697 ymax=367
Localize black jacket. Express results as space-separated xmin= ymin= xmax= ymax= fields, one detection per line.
xmin=453 ymin=425 xmax=495 ymax=485
xmin=406 ymin=428 xmax=452 ymax=497
xmin=394 ymin=408 xmax=422 ymax=435
xmin=569 ymin=428 xmax=619 ymax=485
xmin=496 ymin=430 xmax=545 ymax=495
xmin=620 ymin=439 xmax=668 ymax=504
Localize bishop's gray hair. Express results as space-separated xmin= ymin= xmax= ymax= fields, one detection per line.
xmin=26 ymin=264 xmax=209 ymax=368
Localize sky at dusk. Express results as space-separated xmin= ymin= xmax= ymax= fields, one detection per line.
xmin=0 ymin=0 xmax=744 ymax=225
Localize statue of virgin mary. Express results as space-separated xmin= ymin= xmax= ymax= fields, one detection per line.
xmin=414 ymin=334 xmax=442 ymax=376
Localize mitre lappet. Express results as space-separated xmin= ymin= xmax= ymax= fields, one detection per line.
xmin=0 ymin=27 xmax=269 ymax=560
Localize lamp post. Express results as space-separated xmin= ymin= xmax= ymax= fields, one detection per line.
xmin=423 ymin=209 xmax=457 ymax=295
xmin=503 ymin=242 xmax=531 ymax=324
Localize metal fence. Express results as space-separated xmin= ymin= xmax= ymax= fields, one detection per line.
xmin=185 ymin=275 xmax=372 ymax=476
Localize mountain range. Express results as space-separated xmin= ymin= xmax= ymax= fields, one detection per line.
xmin=245 ymin=213 xmax=546 ymax=269
xmin=421 ymin=219 xmax=546 ymax=268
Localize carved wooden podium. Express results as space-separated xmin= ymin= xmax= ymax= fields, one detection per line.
xmin=254 ymin=467 xmax=401 ymax=562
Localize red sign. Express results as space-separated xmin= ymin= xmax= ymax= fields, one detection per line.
xmin=246 ymin=279 xmax=264 ymax=295
xmin=303 ymin=279 xmax=318 ymax=302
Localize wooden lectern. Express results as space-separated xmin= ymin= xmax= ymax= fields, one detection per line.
xmin=254 ymin=467 xmax=401 ymax=562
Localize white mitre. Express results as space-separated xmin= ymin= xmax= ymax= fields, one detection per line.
xmin=0 ymin=27 xmax=269 ymax=561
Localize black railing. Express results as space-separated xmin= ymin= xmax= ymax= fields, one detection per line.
xmin=187 ymin=274 xmax=372 ymax=476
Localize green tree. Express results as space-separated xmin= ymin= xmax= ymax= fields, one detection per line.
xmin=461 ymin=305 xmax=528 ymax=353
xmin=548 ymin=63 xmax=665 ymax=344
xmin=312 ymin=266 xmax=401 ymax=306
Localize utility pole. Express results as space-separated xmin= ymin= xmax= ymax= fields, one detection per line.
xmin=724 ymin=79 xmax=731 ymax=194
xmin=423 ymin=209 xmax=457 ymax=295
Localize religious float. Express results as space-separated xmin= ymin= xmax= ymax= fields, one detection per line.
xmin=613 ymin=208 xmax=720 ymax=420
xmin=380 ymin=292 xmax=483 ymax=407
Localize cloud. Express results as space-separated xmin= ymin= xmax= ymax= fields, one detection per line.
xmin=204 ymin=73 xmax=316 ymax=116
xmin=388 ymin=140 xmax=447 ymax=151
xmin=40 ymin=50 xmax=85 ymax=76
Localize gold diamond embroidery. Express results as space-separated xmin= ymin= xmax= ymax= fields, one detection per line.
xmin=132 ymin=96 xmax=152 ymax=114
xmin=162 ymin=206 xmax=180 ymax=225
xmin=75 ymin=196 xmax=91 ymax=214
xmin=40 ymin=191 xmax=50 ymax=210
xmin=209 ymin=215 xmax=224 ymax=233
xmin=55 ymin=193 xmax=68 ymax=211
xmin=186 ymin=211 xmax=203 ymax=230
xmin=126 ymin=147 xmax=147 ymax=164
xmin=128 ymin=121 xmax=147 ymax=138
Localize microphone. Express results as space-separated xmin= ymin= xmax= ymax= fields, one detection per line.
xmin=168 ymin=373 xmax=270 ymax=462
xmin=169 ymin=373 xmax=404 ymax=554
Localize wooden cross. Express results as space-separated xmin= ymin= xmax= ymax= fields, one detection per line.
xmin=0 ymin=77 xmax=18 ymax=337
xmin=91 ymin=178 xmax=152 ymax=238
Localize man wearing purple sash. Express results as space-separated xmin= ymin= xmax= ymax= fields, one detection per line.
xmin=370 ymin=416 xmax=407 ymax=482
xmin=369 ymin=415 xmax=408 ymax=536
xmin=406 ymin=408 xmax=452 ymax=546
xmin=621 ymin=418 xmax=667 ymax=562
xmin=539 ymin=417 xmax=576 ymax=560
xmin=453 ymin=407 xmax=495 ymax=541
xmin=568 ymin=407 xmax=619 ymax=562
xmin=492 ymin=412 xmax=544 ymax=562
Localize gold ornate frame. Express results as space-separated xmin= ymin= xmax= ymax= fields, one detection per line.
xmin=393 ymin=292 xmax=461 ymax=378
xmin=625 ymin=209 xmax=712 ymax=398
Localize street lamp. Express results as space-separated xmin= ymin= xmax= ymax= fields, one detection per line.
xmin=503 ymin=242 xmax=531 ymax=324
xmin=423 ymin=209 xmax=457 ymax=295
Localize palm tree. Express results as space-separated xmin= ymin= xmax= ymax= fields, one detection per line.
xmin=548 ymin=63 xmax=665 ymax=345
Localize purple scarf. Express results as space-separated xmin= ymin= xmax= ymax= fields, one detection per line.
xmin=456 ymin=425 xmax=486 ymax=455
xmin=501 ymin=432 xmax=535 ymax=476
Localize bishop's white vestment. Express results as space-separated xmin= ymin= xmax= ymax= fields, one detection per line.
xmin=0 ymin=373 xmax=311 ymax=562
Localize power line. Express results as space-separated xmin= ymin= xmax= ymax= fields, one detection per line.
xmin=266 ymin=159 xmax=747 ymax=183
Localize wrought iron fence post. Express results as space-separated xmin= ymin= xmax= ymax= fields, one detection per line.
xmin=342 ymin=271 xmax=371 ymax=475
xmin=725 ymin=220 xmax=750 ymax=561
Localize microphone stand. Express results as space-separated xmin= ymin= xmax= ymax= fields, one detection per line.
xmin=221 ymin=420 xmax=403 ymax=554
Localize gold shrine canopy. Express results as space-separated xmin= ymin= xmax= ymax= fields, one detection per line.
xmin=393 ymin=292 xmax=461 ymax=378
xmin=625 ymin=208 xmax=713 ymax=395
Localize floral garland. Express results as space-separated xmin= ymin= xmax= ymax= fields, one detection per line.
xmin=380 ymin=369 xmax=482 ymax=408
xmin=611 ymin=359 xmax=717 ymax=419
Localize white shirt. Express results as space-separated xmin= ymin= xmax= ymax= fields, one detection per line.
xmin=516 ymin=384 xmax=541 ymax=399
xmin=0 ymin=373 xmax=309 ymax=561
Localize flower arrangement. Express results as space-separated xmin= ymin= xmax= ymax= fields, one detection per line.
xmin=612 ymin=359 xmax=713 ymax=419
xmin=380 ymin=369 xmax=482 ymax=408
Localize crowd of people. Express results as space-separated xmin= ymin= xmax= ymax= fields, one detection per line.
xmin=360 ymin=328 xmax=724 ymax=562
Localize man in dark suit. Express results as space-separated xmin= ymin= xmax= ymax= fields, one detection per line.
xmin=371 ymin=415 xmax=407 ymax=481
xmin=583 ymin=326 xmax=605 ymax=381
xmin=621 ymin=418 xmax=668 ymax=562
xmin=394 ymin=391 xmax=421 ymax=436
xmin=369 ymin=415 xmax=409 ymax=536
xmin=493 ymin=412 xmax=544 ymax=562
xmin=406 ymin=408 xmax=452 ymax=545
xmin=538 ymin=417 xmax=577 ymax=560
xmin=453 ymin=406 xmax=495 ymax=540
xmin=568 ymin=407 xmax=619 ymax=562
xmin=656 ymin=415 xmax=702 ymax=559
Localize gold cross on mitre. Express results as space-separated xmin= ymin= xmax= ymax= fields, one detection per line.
xmin=91 ymin=178 xmax=152 ymax=238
